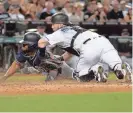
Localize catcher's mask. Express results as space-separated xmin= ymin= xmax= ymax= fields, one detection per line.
xmin=19 ymin=32 xmax=41 ymax=57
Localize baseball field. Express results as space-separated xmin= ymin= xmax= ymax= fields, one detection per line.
xmin=0 ymin=73 xmax=132 ymax=112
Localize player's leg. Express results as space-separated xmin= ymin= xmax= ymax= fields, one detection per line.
xmin=66 ymin=56 xmax=79 ymax=70
xmin=65 ymin=55 xmax=109 ymax=82
xmin=100 ymin=38 xmax=132 ymax=81
xmin=53 ymin=55 xmax=75 ymax=78
xmin=61 ymin=61 xmax=74 ymax=77
xmin=75 ymin=42 xmax=107 ymax=82
xmin=74 ymin=63 xmax=108 ymax=82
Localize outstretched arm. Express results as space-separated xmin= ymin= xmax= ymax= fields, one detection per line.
xmin=0 ymin=61 xmax=21 ymax=82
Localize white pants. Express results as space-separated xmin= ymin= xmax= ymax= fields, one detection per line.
xmin=61 ymin=56 xmax=79 ymax=76
xmin=76 ymin=36 xmax=122 ymax=73
xmin=62 ymin=56 xmax=109 ymax=77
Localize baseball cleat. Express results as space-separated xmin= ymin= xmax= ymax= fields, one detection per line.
xmin=122 ymin=62 xmax=132 ymax=82
xmin=95 ymin=66 xmax=107 ymax=83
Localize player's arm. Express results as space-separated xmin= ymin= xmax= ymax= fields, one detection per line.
xmin=38 ymin=40 xmax=55 ymax=59
xmin=0 ymin=51 xmax=26 ymax=82
xmin=0 ymin=61 xmax=21 ymax=82
xmin=38 ymin=31 xmax=64 ymax=49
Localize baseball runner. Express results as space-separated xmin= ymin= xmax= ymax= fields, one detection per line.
xmin=38 ymin=12 xmax=132 ymax=82
xmin=0 ymin=32 xmax=62 ymax=82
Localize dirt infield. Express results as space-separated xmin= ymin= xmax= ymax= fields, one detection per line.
xmin=0 ymin=74 xmax=132 ymax=95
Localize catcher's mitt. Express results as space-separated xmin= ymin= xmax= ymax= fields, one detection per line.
xmin=35 ymin=56 xmax=63 ymax=73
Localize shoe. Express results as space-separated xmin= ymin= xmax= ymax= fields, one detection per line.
xmin=122 ymin=62 xmax=132 ymax=82
xmin=95 ymin=66 xmax=107 ymax=83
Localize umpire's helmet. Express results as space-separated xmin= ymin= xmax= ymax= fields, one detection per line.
xmin=51 ymin=12 xmax=69 ymax=24
xmin=20 ymin=32 xmax=41 ymax=50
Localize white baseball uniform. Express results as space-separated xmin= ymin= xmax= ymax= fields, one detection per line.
xmin=45 ymin=26 xmax=122 ymax=76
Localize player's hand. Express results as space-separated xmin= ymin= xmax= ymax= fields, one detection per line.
xmin=0 ymin=76 xmax=8 ymax=84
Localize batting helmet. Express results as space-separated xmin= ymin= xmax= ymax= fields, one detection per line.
xmin=51 ymin=12 xmax=69 ymax=24
xmin=20 ymin=32 xmax=41 ymax=50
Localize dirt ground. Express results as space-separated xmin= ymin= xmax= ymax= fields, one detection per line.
xmin=0 ymin=73 xmax=132 ymax=95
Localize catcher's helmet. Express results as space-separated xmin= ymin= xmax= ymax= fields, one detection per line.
xmin=20 ymin=32 xmax=41 ymax=50
xmin=51 ymin=12 xmax=69 ymax=24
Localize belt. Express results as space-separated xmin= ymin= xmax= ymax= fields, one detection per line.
xmin=83 ymin=35 xmax=102 ymax=44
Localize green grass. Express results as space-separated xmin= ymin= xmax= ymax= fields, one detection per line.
xmin=0 ymin=92 xmax=132 ymax=112
xmin=0 ymin=73 xmax=131 ymax=112
xmin=108 ymin=72 xmax=118 ymax=80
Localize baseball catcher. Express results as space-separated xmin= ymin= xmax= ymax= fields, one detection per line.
xmin=38 ymin=12 xmax=132 ymax=82
xmin=0 ymin=32 xmax=62 ymax=82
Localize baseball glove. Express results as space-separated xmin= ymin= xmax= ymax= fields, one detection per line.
xmin=35 ymin=56 xmax=63 ymax=73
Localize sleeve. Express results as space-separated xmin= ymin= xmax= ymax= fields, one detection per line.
xmin=45 ymin=31 xmax=65 ymax=45
xmin=15 ymin=52 xmax=26 ymax=64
